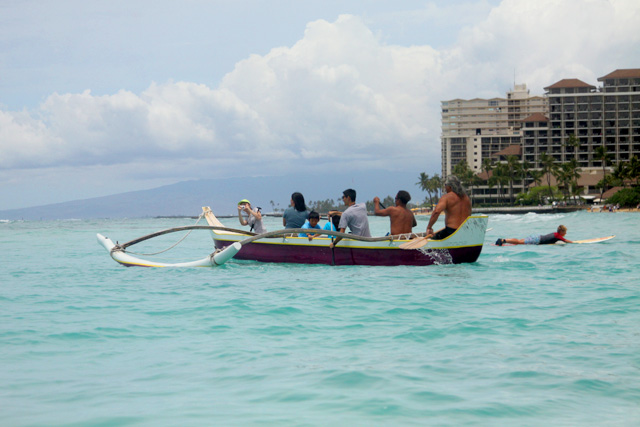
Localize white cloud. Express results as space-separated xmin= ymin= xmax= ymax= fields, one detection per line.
xmin=1 ymin=14 xmax=442 ymax=177
xmin=447 ymin=0 xmax=640 ymax=94
xmin=1 ymin=0 xmax=639 ymax=208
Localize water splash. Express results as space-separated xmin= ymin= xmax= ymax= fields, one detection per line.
xmin=417 ymin=247 xmax=454 ymax=264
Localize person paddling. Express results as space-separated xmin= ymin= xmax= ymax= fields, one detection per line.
xmin=426 ymin=175 xmax=472 ymax=240
xmin=373 ymin=190 xmax=417 ymax=235
xmin=496 ymin=225 xmax=574 ymax=246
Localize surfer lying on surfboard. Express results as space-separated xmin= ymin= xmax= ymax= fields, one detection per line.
xmin=496 ymin=225 xmax=574 ymax=246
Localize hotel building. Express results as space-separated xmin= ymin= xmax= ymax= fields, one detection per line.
xmin=441 ymin=69 xmax=640 ymax=203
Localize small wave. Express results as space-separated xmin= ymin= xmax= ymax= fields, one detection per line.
xmin=321 ymin=371 xmax=386 ymax=388
xmin=265 ymin=306 xmax=304 ymax=316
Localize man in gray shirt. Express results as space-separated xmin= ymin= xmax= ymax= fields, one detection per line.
xmin=329 ymin=188 xmax=371 ymax=248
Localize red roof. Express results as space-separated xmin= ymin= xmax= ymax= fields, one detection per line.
xmin=597 ymin=69 xmax=640 ymax=81
xmin=522 ymin=113 xmax=549 ymax=122
xmin=529 ymin=170 xmax=606 ymax=188
xmin=602 ymin=186 xmax=624 ymax=198
xmin=544 ymin=79 xmax=595 ymax=90
xmin=492 ymin=145 xmax=521 ymax=157
xmin=476 ymin=170 xmax=493 ymax=180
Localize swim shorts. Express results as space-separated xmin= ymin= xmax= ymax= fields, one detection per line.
xmin=524 ymin=235 xmax=541 ymax=245
xmin=432 ymin=226 xmax=457 ymax=240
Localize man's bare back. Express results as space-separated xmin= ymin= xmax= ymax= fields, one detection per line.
xmin=384 ymin=206 xmax=416 ymax=235
xmin=439 ymin=191 xmax=472 ymax=229
xmin=426 ymin=176 xmax=472 ymax=239
xmin=373 ymin=192 xmax=417 ymax=235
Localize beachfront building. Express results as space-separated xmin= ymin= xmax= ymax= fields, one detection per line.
xmin=542 ymin=70 xmax=640 ymax=167
xmin=440 ymin=68 xmax=640 ymax=204
xmin=440 ymin=84 xmax=547 ymax=204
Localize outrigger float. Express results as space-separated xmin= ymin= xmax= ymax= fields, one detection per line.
xmin=97 ymin=207 xmax=489 ymax=267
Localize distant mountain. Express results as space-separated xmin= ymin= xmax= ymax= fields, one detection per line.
xmin=0 ymin=171 xmax=424 ymax=220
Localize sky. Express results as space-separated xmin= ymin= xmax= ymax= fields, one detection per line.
xmin=1 ymin=0 xmax=639 ymax=210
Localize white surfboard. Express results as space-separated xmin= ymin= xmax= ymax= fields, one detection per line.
xmin=573 ymin=235 xmax=616 ymax=244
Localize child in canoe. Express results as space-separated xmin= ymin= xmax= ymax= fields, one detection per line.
xmin=299 ymin=211 xmax=322 ymax=239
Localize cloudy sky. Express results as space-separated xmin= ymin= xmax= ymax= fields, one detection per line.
xmin=1 ymin=0 xmax=639 ymax=210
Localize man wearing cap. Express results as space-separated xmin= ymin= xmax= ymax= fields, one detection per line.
xmin=237 ymin=199 xmax=266 ymax=234
xmin=426 ymin=175 xmax=471 ymax=240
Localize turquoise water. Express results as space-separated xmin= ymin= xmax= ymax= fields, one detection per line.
xmin=2 ymin=212 xmax=639 ymax=425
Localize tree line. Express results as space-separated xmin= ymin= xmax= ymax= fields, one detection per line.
xmin=416 ymin=134 xmax=640 ymax=208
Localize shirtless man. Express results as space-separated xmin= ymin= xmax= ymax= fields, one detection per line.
xmin=426 ymin=175 xmax=472 ymax=240
xmin=373 ymin=190 xmax=417 ymax=235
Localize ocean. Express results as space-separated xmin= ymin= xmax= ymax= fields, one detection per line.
xmin=1 ymin=211 xmax=639 ymax=425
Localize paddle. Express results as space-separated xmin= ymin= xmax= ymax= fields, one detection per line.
xmin=398 ymin=236 xmax=429 ymax=249
xmin=330 ymin=234 xmax=336 ymax=266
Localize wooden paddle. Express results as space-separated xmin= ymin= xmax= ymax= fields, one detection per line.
xmin=399 ymin=236 xmax=429 ymax=249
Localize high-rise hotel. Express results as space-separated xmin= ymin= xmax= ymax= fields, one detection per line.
xmin=440 ymin=68 xmax=640 ymax=200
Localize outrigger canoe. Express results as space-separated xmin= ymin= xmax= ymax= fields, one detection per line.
xmin=96 ymin=207 xmax=488 ymax=268
xmin=202 ymin=208 xmax=488 ymax=266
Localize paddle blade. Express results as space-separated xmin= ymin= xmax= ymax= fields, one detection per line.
xmin=399 ymin=237 xmax=429 ymax=250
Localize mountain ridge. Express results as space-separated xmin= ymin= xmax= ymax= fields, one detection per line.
xmin=0 ymin=171 xmax=424 ymax=220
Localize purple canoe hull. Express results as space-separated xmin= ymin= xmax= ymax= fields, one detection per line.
xmin=213 ymin=239 xmax=483 ymax=266
xmin=204 ymin=208 xmax=489 ymax=267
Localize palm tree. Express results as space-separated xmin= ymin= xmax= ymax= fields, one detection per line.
xmin=611 ymin=162 xmax=629 ymax=188
xmin=505 ymin=155 xmax=521 ymax=205
xmin=453 ymin=162 xmax=475 ymax=202
xmin=628 ymin=155 xmax=640 ymax=186
xmin=559 ymin=159 xmax=581 ymax=203
xmin=528 ymin=169 xmax=545 ymax=204
xmin=429 ymin=174 xmax=443 ymax=205
xmin=565 ymin=133 xmax=580 ymax=163
xmin=416 ymin=172 xmax=432 ymax=205
xmin=481 ymin=158 xmax=494 ymax=205
xmin=529 ymin=169 xmax=544 ymax=187
xmin=540 ymin=153 xmax=558 ymax=202
xmin=594 ymin=145 xmax=613 ymax=201
xmin=490 ymin=163 xmax=509 ymax=204
xmin=520 ymin=160 xmax=532 ymax=184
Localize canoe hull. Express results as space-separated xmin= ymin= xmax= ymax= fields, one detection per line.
xmin=206 ymin=213 xmax=489 ymax=267
xmin=213 ymin=239 xmax=482 ymax=266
